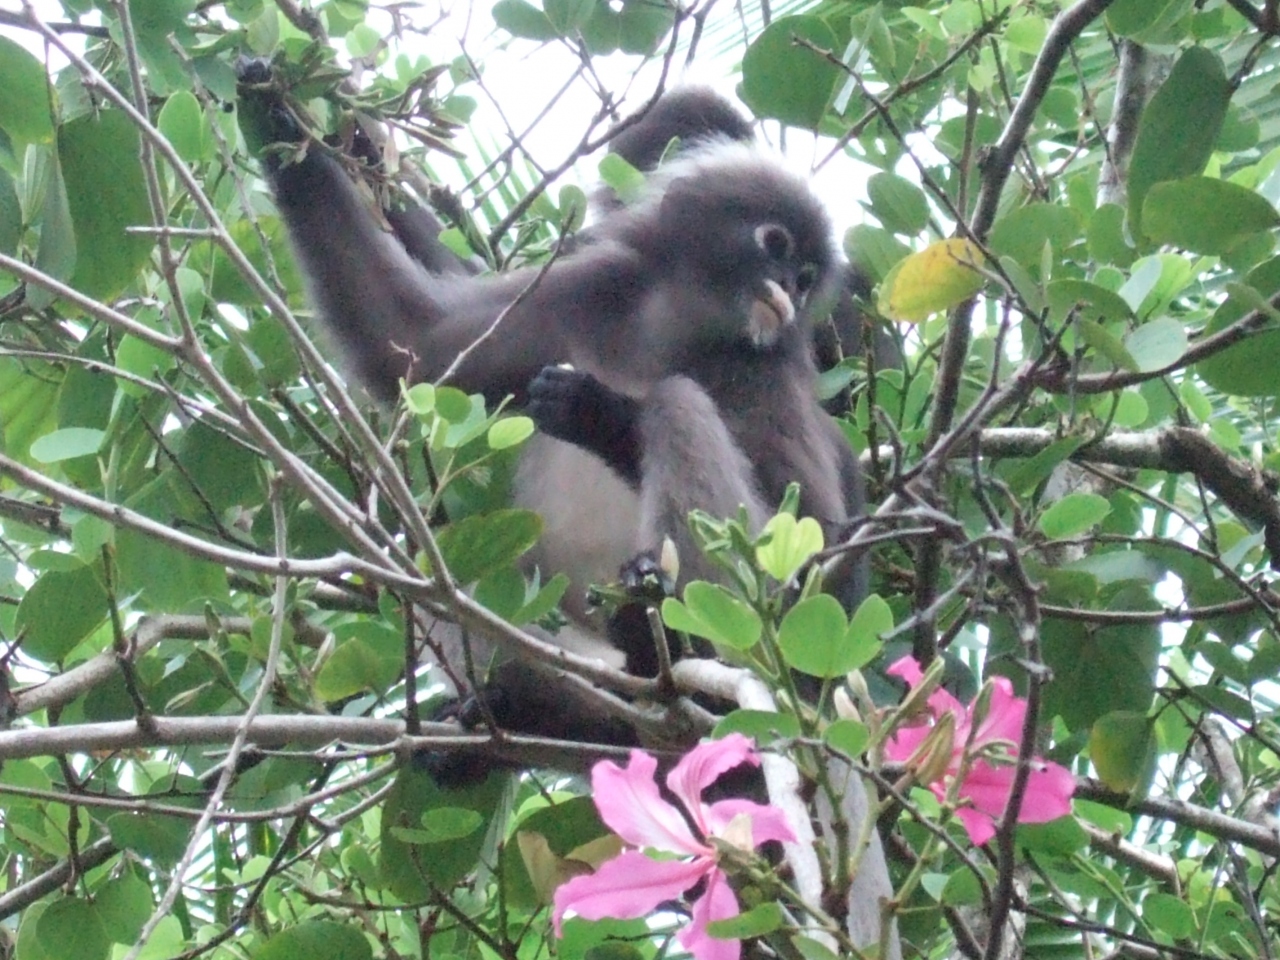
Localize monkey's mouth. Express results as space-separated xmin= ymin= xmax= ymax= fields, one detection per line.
xmin=747 ymin=280 xmax=796 ymax=346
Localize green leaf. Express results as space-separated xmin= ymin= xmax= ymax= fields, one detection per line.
xmin=988 ymin=203 xmax=1080 ymax=273
xmin=1127 ymin=47 xmax=1231 ymax=239
xmin=1143 ymin=177 xmax=1280 ymax=254
xmin=662 ymin=581 xmax=762 ymax=651
xmin=878 ymin=239 xmax=985 ymax=322
xmin=1001 ymin=436 xmax=1087 ymax=497
xmin=755 ymin=513 xmax=823 ymax=582
xmin=598 ymin=153 xmax=646 ymax=204
xmin=707 ymin=902 xmax=784 ymax=939
xmin=96 ymin=870 xmax=154 ymax=945
xmin=315 ymin=625 xmax=402 ymax=701
xmin=825 ymin=718 xmax=869 ymax=759
xmin=115 ymin=525 xmax=229 ymax=612
xmin=436 ymin=508 xmax=542 ymax=584
xmin=1143 ymin=892 xmax=1196 ymax=939
xmin=865 ymin=172 xmax=928 ymax=236
xmin=1089 ymin=710 xmax=1157 ymax=795
xmin=29 ymin=427 xmax=104 ymax=463
xmin=1039 ymin=492 xmax=1111 ymax=539
xmin=488 ymin=416 xmax=533 ymax=450
xmin=844 ymin=224 xmax=911 ymax=284
xmin=741 ymin=16 xmax=839 ymax=129
xmin=381 ymin=764 xmax=506 ymax=898
xmin=711 ymin=709 xmax=801 ymax=744
xmin=16 ymin=563 xmax=107 ymax=662
xmin=106 ymin=811 xmax=192 ymax=867
xmin=620 ymin=0 xmax=673 ymax=53
xmin=58 ymin=110 xmax=154 ymax=299
xmin=1046 ymin=279 xmax=1134 ymax=325
xmin=847 ymin=593 xmax=892 ymax=655
xmin=1198 ymin=256 xmax=1280 ymax=396
xmin=1124 ymin=317 xmax=1187 ymax=373
xmin=35 ymin=898 xmax=109 ymax=960
xmin=157 ymin=90 xmax=207 ymax=164
xmin=545 ymin=0 xmax=595 ymax=33
xmin=256 ymin=921 xmax=374 ymax=960
xmin=392 ymin=806 xmax=483 ymax=844
xmin=0 ymin=166 xmax=21 ymax=257
xmin=492 ymin=0 xmax=558 ymax=40
xmin=0 ymin=35 xmax=53 ymax=143
xmin=778 ymin=595 xmax=852 ymax=679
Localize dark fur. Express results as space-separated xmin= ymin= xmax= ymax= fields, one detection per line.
xmin=238 ymin=69 xmax=863 ymax=742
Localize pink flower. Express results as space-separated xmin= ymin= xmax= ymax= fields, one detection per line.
xmin=552 ymin=734 xmax=796 ymax=960
xmin=885 ymin=657 xmax=1074 ymax=845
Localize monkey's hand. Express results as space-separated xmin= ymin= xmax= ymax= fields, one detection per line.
xmin=527 ymin=366 xmax=643 ymax=488
xmin=234 ymin=57 xmax=309 ymax=162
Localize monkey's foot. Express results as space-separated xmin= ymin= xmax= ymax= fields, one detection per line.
xmin=413 ymin=688 xmax=511 ymax=789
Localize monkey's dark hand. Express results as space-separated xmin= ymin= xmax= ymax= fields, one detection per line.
xmin=234 ymin=57 xmax=307 ymax=161
xmin=528 ymin=366 xmax=643 ymax=488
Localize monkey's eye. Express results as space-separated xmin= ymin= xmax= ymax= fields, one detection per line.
xmin=755 ymin=224 xmax=794 ymax=261
xmin=796 ymin=264 xmax=818 ymax=294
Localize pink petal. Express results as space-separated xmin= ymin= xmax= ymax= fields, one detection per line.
xmin=704 ymin=798 xmax=797 ymax=846
xmin=667 ymin=734 xmax=761 ymax=833
xmin=925 ymin=685 xmax=966 ymax=720
xmin=883 ymin=723 xmax=932 ymax=763
xmin=887 ymin=656 xmax=923 ymax=686
xmin=954 ymin=806 xmax=997 ymax=846
xmin=972 ymin=678 xmax=1026 ymax=746
xmin=953 ymin=758 xmax=1075 ymax=845
xmin=593 ymin=751 xmax=706 ymax=855
xmin=678 ymin=867 xmax=742 ymax=960
xmin=552 ymin=851 xmax=710 ymax=934
xmin=1017 ymin=761 xmax=1076 ymax=824
xmin=955 ymin=761 xmax=1019 ymax=818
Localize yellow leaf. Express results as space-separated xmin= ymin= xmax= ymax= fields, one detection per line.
xmin=879 ymin=238 xmax=985 ymax=323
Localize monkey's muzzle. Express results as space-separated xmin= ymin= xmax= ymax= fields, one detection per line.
xmin=748 ymin=279 xmax=797 ymax=346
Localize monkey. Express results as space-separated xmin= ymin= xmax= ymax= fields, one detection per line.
xmin=235 ymin=62 xmax=863 ymax=751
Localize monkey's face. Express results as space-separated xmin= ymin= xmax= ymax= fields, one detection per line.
xmin=644 ymin=146 xmax=839 ymax=350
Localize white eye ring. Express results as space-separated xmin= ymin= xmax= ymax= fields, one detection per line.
xmin=755 ymin=224 xmax=794 ymax=260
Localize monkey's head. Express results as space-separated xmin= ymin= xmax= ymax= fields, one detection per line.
xmin=625 ymin=142 xmax=841 ymax=351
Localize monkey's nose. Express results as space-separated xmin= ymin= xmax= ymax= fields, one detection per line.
xmin=746 ymin=280 xmax=796 ymax=346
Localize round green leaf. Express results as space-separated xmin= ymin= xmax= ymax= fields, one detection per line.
xmin=988 ymin=203 xmax=1081 ymax=273
xmin=756 ymin=513 xmax=823 ymax=583
xmin=1038 ymin=492 xmax=1111 ymax=539
xmin=1124 ymin=317 xmax=1187 ymax=373
xmin=96 ymin=870 xmax=154 ymax=944
xmin=1143 ymin=176 xmax=1279 ymax=255
xmin=1089 ymin=710 xmax=1157 ymax=795
xmin=778 ymin=594 xmax=854 ymax=679
xmin=157 ymin=90 xmax=208 ymax=163
xmin=29 ymin=426 xmax=104 ymax=463
xmin=436 ymin=508 xmax=542 ymax=584
xmin=36 ymin=898 xmax=109 ymax=960
xmin=825 ymin=718 xmax=869 ymax=759
xmin=488 ymin=415 xmax=533 ymax=450
xmin=1199 ymin=256 xmax=1280 ymax=395
xmin=0 ymin=35 xmax=53 ymax=143
xmin=712 ymin=709 xmax=802 ymax=744
xmin=106 ymin=811 xmax=192 ymax=866
xmin=707 ymin=902 xmax=785 ymax=939
xmin=392 ymin=806 xmax=483 ymax=844
xmin=15 ymin=563 xmax=107 ymax=662
xmin=662 ymin=581 xmax=762 ymax=651
xmin=741 ymin=16 xmax=839 ymax=129
xmin=492 ymin=0 xmax=558 ymax=40
xmin=1127 ymin=47 xmax=1231 ymax=239
xmin=1143 ymin=892 xmax=1196 ymax=939
xmin=256 ymin=921 xmax=373 ymax=960
xmin=865 ymin=172 xmax=928 ymax=237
